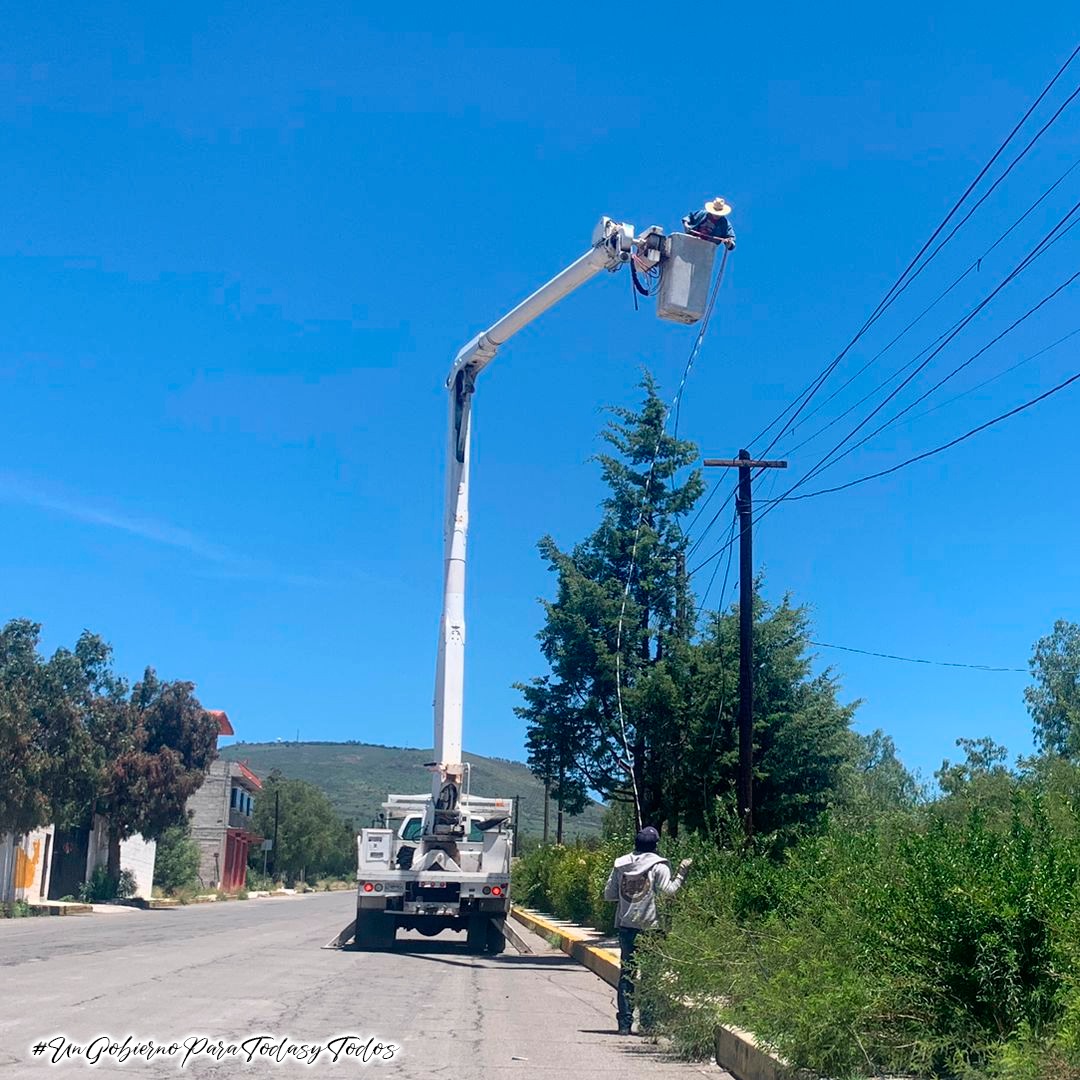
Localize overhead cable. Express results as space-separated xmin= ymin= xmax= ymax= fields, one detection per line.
xmin=766 ymin=198 xmax=1080 ymax=504
xmin=809 ymin=640 xmax=1027 ymax=672
xmin=779 ymin=152 xmax=1080 ymax=453
xmin=785 ymin=366 xmax=1080 ymax=500
xmin=746 ymin=44 xmax=1080 ymax=459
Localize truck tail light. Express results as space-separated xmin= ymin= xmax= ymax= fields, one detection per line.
xmin=482 ymin=886 xmax=490 ymax=894
xmin=362 ymin=882 xmax=374 ymax=893
xmin=491 ymin=886 xmax=502 ymax=897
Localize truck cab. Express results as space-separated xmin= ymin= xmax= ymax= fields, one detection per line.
xmin=395 ymin=812 xmax=487 ymax=869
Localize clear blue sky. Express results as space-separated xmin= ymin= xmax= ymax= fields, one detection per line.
xmin=2 ymin=6 xmax=1078 ymax=786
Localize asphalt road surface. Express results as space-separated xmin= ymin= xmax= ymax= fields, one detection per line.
xmin=0 ymin=892 xmax=730 ymax=1079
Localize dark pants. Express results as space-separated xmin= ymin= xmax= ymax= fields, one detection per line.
xmin=617 ymin=927 xmax=653 ymax=1031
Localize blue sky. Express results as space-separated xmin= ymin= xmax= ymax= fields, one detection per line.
xmin=2 ymin=6 xmax=1078 ymax=786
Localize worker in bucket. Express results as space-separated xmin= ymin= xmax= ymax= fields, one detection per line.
xmin=603 ymin=826 xmax=692 ymax=1036
xmin=683 ymin=197 xmax=736 ymax=250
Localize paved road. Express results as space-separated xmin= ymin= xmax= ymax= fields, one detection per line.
xmin=0 ymin=892 xmax=728 ymax=1079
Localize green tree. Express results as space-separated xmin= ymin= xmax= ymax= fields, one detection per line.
xmin=1026 ymin=620 xmax=1080 ymax=758
xmin=519 ymin=380 xmax=861 ymax=841
xmin=934 ymin=736 xmax=1017 ymax=823
xmin=90 ymin=667 xmax=218 ymax=882
xmin=838 ymin=728 xmax=921 ymax=818
xmin=527 ymin=377 xmax=702 ymax=828
xmin=0 ymin=620 xmax=97 ymax=835
xmin=517 ymin=676 xmax=590 ymax=843
xmin=680 ymin=592 xmax=858 ymax=839
xmin=250 ymin=772 xmax=355 ymax=883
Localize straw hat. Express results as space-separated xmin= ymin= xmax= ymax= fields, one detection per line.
xmin=704 ymin=197 xmax=732 ymax=217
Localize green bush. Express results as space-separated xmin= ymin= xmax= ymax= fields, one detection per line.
xmin=245 ymin=868 xmax=276 ymax=892
xmin=153 ymin=824 xmax=202 ymax=895
xmin=78 ymin=865 xmax=137 ymax=903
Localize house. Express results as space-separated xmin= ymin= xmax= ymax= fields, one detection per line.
xmin=187 ymin=710 xmax=263 ymax=891
xmin=0 ymin=827 xmax=53 ymax=906
xmin=2 ymin=821 xmax=157 ymax=904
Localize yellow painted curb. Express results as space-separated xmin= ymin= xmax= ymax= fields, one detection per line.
xmin=510 ymin=907 xmax=620 ymax=987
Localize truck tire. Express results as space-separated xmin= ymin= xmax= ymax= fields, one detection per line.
xmin=354 ymin=911 xmax=395 ymax=950
xmin=486 ymin=917 xmax=507 ymax=955
xmin=465 ymin=915 xmax=488 ymax=953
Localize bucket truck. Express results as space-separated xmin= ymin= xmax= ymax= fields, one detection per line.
xmin=339 ymin=216 xmax=717 ymax=952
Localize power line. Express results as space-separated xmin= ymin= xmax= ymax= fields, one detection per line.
xmin=766 ymin=198 xmax=1080 ymax=505
xmin=886 ymin=79 xmax=1080 ymax=304
xmin=686 ymin=479 xmax=737 ymax=559
xmin=809 ymin=640 xmax=1027 ymax=672
xmin=696 ymin=59 xmax=1080 ymax=561
xmin=779 ymin=152 xmax=1080 ymax=453
xmin=903 ymin=325 xmax=1080 ymax=426
xmin=689 ymin=358 xmax=1080 ymax=575
xmin=814 ymin=262 xmax=1080 ymax=475
xmin=689 ymin=48 xmax=1080 ymax=579
xmin=695 ymin=182 xmax=1078 ymax=560
xmin=785 ymin=365 xmax=1080 ymax=500
xmin=746 ymin=44 xmax=1080 ymax=459
xmin=694 ymin=501 xmax=737 ymax=622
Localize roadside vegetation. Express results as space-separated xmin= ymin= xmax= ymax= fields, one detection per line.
xmin=518 ymin=752 xmax=1080 ymax=1079
xmin=515 ymin=382 xmax=1080 ymax=1079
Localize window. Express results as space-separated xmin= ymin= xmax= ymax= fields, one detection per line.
xmin=401 ymin=817 xmax=422 ymax=842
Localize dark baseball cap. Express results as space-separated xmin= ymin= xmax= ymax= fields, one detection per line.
xmin=635 ymin=826 xmax=660 ymax=850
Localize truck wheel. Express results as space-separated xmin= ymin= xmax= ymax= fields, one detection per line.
xmin=465 ymin=915 xmax=488 ymax=953
xmin=486 ymin=918 xmax=507 ymax=955
xmin=354 ymin=911 xmax=395 ymax=950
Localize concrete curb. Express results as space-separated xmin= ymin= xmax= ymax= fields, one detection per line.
xmin=714 ymin=1025 xmax=791 ymax=1080
xmin=510 ymin=907 xmax=620 ymax=986
xmin=27 ymin=902 xmax=92 ymax=916
xmin=510 ymin=906 xmax=791 ymax=1080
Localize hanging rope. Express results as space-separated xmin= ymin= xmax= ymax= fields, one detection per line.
xmin=612 ymin=246 xmax=730 ymax=827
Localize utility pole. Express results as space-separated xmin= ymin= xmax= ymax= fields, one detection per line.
xmin=270 ymin=787 xmax=280 ymax=879
xmin=703 ymin=450 xmax=787 ymax=840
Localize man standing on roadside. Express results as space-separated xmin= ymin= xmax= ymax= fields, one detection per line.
xmin=603 ymin=826 xmax=692 ymax=1036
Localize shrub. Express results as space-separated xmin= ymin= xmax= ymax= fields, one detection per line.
xmin=245 ymin=868 xmax=275 ymax=892
xmin=78 ymin=866 xmax=137 ymax=903
xmin=636 ymin=795 xmax=1080 ymax=1076
xmin=153 ymin=824 xmax=202 ymax=895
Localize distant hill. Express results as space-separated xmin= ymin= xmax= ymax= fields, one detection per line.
xmin=219 ymin=741 xmax=605 ymax=840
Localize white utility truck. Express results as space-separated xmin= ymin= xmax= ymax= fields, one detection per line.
xmin=337 ymin=216 xmax=716 ymax=952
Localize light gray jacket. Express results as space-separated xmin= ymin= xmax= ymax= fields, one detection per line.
xmin=603 ymin=851 xmax=686 ymax=930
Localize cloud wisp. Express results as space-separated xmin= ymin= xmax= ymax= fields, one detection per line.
xmin=0 ymin=474 xmax=327 ymax=587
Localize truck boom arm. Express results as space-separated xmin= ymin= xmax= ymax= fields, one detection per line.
xmin=428 ymin=218 xmax=635 ymax=835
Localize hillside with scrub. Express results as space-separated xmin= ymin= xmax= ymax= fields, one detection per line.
xmin=219 ymin=740 xmax=605 ymax=841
